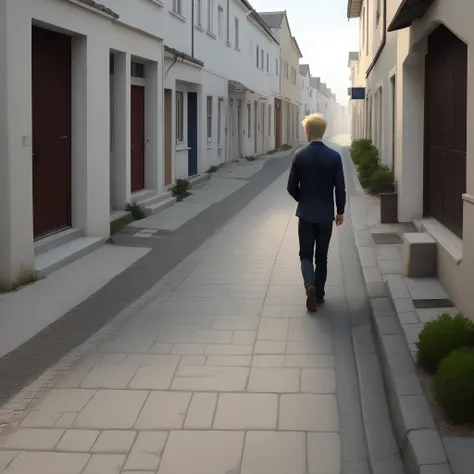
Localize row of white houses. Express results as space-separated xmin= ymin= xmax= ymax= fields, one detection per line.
xmin=347 ymin=0 xmax=474 ymax=319
xmin=0 ymin=0 xmax=344 ymax=289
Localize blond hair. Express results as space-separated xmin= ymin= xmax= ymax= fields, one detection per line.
xmin=301 ymin=113 xmax=327 ymax=139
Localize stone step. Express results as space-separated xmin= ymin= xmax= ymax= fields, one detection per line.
xmin=144 ymin=196 xmax=177 ymax=216
xmin=34 ymin=228 xmax=84 ymax=256
xmin=35 ymin=237 xmax=105 ymax=278
xmin=139 ymin=191 xmax=174 ymax=208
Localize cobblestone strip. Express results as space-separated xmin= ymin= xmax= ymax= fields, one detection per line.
xmin=341 ymin=147 xmax=453 ymax=474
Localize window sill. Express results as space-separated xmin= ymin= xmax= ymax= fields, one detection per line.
xmin=419 ymin=217 xmax=463 ymax=265
xmin=176 ymin=144 xmax=190 ymax=151
xmin=149 ymin=0 xmax=164 ymax=7
xmin=206 ymin=30 xmax=216 ymax=39
xmin=462 ymin=193 xmax=474 ymax=205
xmin=226 ymin=41 xmax=232 ymax=47
xmin=169 ymin=10 xmax=186 ymax=22
xmin=234 ymin=46 xmax=240 ymax=52
xmin=195 ymin=24 xmax=204 ymax=32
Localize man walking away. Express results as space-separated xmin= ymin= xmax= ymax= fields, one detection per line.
xmin=287 ymin=114 xmax=346 ymax=313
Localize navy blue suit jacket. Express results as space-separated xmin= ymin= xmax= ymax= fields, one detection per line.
xmin=287 ymin=142 xmax=346 ymax=224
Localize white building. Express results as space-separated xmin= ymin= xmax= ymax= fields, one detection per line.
xmin=0 ymin=0 xmax=285 ymax=290
xmin=347 ymin=0 xmax=474 ymax=319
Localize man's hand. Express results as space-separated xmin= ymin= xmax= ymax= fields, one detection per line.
xmin=335 ymin=214 xmax=344 ymax=226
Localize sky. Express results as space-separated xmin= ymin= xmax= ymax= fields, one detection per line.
xmin=251 ymin=0 xmax=359 ymax=106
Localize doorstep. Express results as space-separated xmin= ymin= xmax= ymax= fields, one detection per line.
xmin=35 ymin=228 xmax=107 ymax=279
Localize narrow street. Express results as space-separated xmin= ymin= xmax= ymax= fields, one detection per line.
xmin=0 ymin=142 xmax=400 ymax=474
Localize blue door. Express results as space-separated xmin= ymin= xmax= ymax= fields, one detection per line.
xmin=187 ymin=92 xmax=198 ymax=177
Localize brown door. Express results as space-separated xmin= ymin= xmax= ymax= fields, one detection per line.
xmin=275 ymin=99 xmax=282 ymax=147
xmin=131 ymin=85 xmax=145 ymax=192
xmin=164 ymin=89 xmax=172 ymax=186
xmin=32 ymin=26 xmax=72 ymax=239
xmin=424 ymin=25 xmax=467 ymax=238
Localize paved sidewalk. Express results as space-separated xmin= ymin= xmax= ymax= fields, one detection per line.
xmin=0 ymin=163 xmax=394 ymax=473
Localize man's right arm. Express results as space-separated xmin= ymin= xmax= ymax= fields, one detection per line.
xmin=334 ymin=153 xmax=346 ymax=219
xmin=287 ymin=155 xmax=300 ymax=202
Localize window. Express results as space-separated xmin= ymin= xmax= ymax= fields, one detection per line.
xmin=218 ymin=5 xmax=224 ymax=38
xmin=196 ymin=0 xmax=202 ymax=27
xmin=217 ymin=97 xmax=224 ymax=144
xmin=275 ymin=58 xmax=279 ymax=75
xmin=256 ymin=45 xmax=260 ymax=67
xmin=207 ymin=0 xmax=214 ymax=33
xmin=172 ymin=0 xmax=182 ymax=15
xmin=131 ymin=61 xmax=145 ymax=78
xmin=260 ymin=49 xmax=264 ymax=70
xmin=226 ymin=0 xmax=230 ymax=42
xmin=376 ymin=0 xmax=381 ymax=26
xmin=266 ymin=53 xmax=269 ymax=72
xmin=234 ymin=17 xmax=240 ymax=48
xmin=207 ymin=96 xmax=213 ymax=143
xmin=285 ymin=61 xmax=289 ymax=79
xmin=247 ymin=103 xmax=251 ymax=138
xmin=268 ymin=104 xmax=271 ymax=135
xmin=176 ymin=91 xmax=184 ymax=143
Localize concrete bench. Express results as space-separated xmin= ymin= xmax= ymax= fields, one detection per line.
xmin=403 ymin=232 xmax=437 ymax=278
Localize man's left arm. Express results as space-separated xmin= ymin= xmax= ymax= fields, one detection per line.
xmin=287 ymin=156 xmax=300 ymax=202
xmin=334 ymin=153 xmax=346 ymax=217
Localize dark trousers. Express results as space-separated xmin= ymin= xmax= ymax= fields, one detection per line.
xmin=298 ymin=218 xmax=333 ymax=300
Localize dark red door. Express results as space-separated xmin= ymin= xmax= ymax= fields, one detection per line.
xmin=424 ymin=25 xmax=467 ymax=238
xmin=32 ymin=26 xmax=72 ymax=238
xmin=131 ymin=85 xmax=145 ymax=192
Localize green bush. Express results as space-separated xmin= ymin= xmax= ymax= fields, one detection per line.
xmin=350 ymin=138 xmax=373 ymax=165
xmin=369 ymin=165 xmax=395 ymax=194
xmin=172 ymin=178 xmax=191 ymax=202
xmin=434 ymin=348 xmax=474 ymax=423
xmin=416 ymin=313 xmax=474 ymax=373
xmin=125 ymin=202 xmax=146 ymax=221
xmin=357 ymin=146 xmax=380 ymax=188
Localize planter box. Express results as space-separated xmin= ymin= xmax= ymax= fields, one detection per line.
xmin=380 ymin=192 xmax=398 ymax=224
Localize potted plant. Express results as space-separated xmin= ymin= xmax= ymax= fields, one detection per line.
xmin=369 ymin=165 xmax=397 ymax=224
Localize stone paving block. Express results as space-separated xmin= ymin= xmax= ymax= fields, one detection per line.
xmin=124 ymin=432 xmax=167 ymax=471
xmin=157 ymin=328 xmax=194 ymax=344
xmin=285 ymin=354 xmax=335 ymax=368
xmin=363 ymin=267 xmax=383 ymax=283
xmin=191 ymin=329 xmax=233 ymax=344
xmin=307 ymin=432 xmax=341 ymax=474
xmin=56 ymin=430 xmax=100 ymax=452
xmin=377 ymin=316 xmax=403 ymax=336
xmin=286 ymin=341 xmax=333 ymax=355
xmin=20 ymin=410 xmax=62 ymax=428
xmin=35 ymin=389 xmax=96 ymax=413
xmin=148 ymin=343 xmax=173 ymax=354
xmin=443 ymin=437 xmax=474 ymax=474
xmin=169 ymin=343 xmax=205 ymax=355
xmin=261 ymin=305 xmax=284 ymax=318
xmin=128 ymin=365 xmax=177 ymax=390
xmin=279 ymin=394 xmax=339 ymax=431
xmin=232 ymin=330 xmax=257 ymax=344
xmin=92 ymin=430 xmax=136 ymax=453
xmin=213 ymin=393 xmax=278 ymax=429
xmin=252 ymin=355 xmax=285 ymax=366
xmin=393 ymin=298 xmax=415 ymax=314
xmin=367 ymin=282 xmax=389 ymax=298
xmin=398 ymin=311 xmax=420 ymax=324
xmin=416 ymin=307 xmax=457 ymax=323
xmin=171 ymin=365 xmax=249 ymax=391
xmin=74 ymin=390 xmax=148 ymax=429
xmin=134 ymin=391 xmax=191 ymax=429
xmin=80 ymin=364 xmax=138 ymax=389
xmin=123 ymin=354 xmax=180 ymax=367
xmin=158 ymin=431 xmax=244 ymax=474
xmin=82 ymin=454 xmax=125 ymax=474
xmin=2 ymin=452 xmax=90 ymax=474
xmin=254 ymin=341 xmax=286 ymax=354
xmin=206 ymin=355 xmax=252 ymax=366
xmin=101 ymin=335 xmax=156 ymax=354
xmin=241 ymin=431 xmax=306 ymax=474
xmin=342 ymin=460 xmax=371 ymax=474
xmin=403 ymin=324 xmax=423 ymax=345
xmin=204 ymin=344 xmax=254 ymax=355
xmin=0 ymin=451 xmax=18 ymax=471
xmin=212 ymin=315 xmax=260 ymax=330
xmin=371 ymin=455 xmax=405 ymax=474
xmin=180 ymin=355 xmax=206 ymax=365
xmin=184 ymin=393 xmax=218 ymax=429
xmin=257 ymin=318 xmax=289 ymax=341
xmin=287 ymin=319 xmax=331 ymax=343
xmin=248 ymin=367 xmax=300 ymax=393
xmin=55 ymin=413 xmax=78 ymax=428
xmin=301 ymin=368 xmax=336 ymax=393
xmin=0 ymin=428 xmax=65 ymax=450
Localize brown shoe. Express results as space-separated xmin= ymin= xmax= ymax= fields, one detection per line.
xmin=306 ymin=286 xmax=317 ymax=313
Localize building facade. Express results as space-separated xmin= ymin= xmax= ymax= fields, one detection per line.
xmin=347 ymin=0 xmax=474 ymax=319
xmin=259 ymin=11 xmax=303 ymax=147
xmin=0 ymin=0 xmax=295 ymax=289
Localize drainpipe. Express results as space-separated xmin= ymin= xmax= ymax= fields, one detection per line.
xmin=191 ymin=0 xmax=195 ymax=58
xmin=365 ymin=0 xmax=387 ymax=78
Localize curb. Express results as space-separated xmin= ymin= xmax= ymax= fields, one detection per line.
xmin=361 ymin=281 xmax=452 ymax=474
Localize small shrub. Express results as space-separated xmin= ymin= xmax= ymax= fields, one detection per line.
xmin=416 ymin=313 xmax=474 ymax=373
xmin=281 ymin=143 xmax=292 ymax=150
xmin=369 ymin=165 xmax=395 ymax=194
xmin=206 ymin=166 xmax=219 ymax=174
xmin=350 ymin=138 xmax=373 ymax=165
xmin=357 ymin=147 xmax=380 ymax=188
xmin=172 ymin=178 xmax=191 ymax=202
xmin=246 ymin=156 xmax=256 ymax=161
xmin=434 ymin=348 xmax=474 ymax=423
xmin=267 ymin=149 xmax=277 ymax=155
xmin=125 ymin=202 xmax=146 ymax=221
